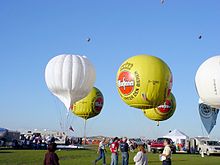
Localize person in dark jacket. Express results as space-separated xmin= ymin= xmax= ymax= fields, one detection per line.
xmin=44 ymin=143 xmax=59 ymax=165
xmin=120 ymin=137 xmax=129 ymax=165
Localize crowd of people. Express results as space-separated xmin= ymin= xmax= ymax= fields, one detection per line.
xmin=93 ymin=137 xmax=172 ymax=165
xmin=39 ymin=135 xmax=172 ymax=165
xmin=16 ymin=133 xmax=172 ymax=165
xmin=18 ymin=133 xmax=49 ymax=150
xmin=16 ymin=133 xmax=82 ymax=150
xmin=41 ymin=137 xmax=172 ymax=165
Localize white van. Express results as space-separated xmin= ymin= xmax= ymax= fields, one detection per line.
xmin=198 ymin=140 xmax=220 ymax=156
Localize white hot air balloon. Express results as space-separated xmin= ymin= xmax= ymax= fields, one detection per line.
xmin=45 ymin=54 xmax=96 ymax=109
xmin=195 ymin=56 xmax=220 ymax=108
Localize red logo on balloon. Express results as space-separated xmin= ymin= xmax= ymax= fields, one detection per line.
xmin=158 ymin=100 xmax=172 ymax=113
xmin=94 ymin=97 xmax=103 ymax=112
xmin=117 ymin=71 xmax=134 ymax=95
xmin=167 ymin=76 xmax=173 ymax=96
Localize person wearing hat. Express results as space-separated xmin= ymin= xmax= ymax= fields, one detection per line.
xmin=94 ymin=138 xmax=107 ymax=165
xmin=120 ymin=137 xmax=129 ymax=165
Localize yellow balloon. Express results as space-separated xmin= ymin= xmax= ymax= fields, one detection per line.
xmin=71 ymin=87 xmax=104 ymax=120
xmin=143 ymin=93 xmax=176 ymax=121
xmin=116 ymin=55 xmax=172 ymax=109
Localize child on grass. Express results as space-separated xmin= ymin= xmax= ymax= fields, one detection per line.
xmin=44 ymin=143 xmax=59 ymax=165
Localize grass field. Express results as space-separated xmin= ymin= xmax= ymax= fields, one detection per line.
xmin=1 ymin=148 xmax=220 ymax=165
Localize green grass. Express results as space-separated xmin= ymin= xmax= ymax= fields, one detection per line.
xmin=0 ymin=148 xmax=220 ymax=165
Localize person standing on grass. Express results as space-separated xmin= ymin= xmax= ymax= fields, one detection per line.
xmin=94 ymin=138 xmax=107 ymax=165
xmin=127 ymin=139 xmax=134 ymax=152
xmin=160 ymin=139 xmax=172 ymax=165
xmin=110 ymin=137 xmax=119 ymax=165
xmin=44 ymin=143 xmax=59 ymax=165
xmin=120 ymin=137 xmax=129 ymax=165
xmin=133 ymin=145 xmax=148 ymax=165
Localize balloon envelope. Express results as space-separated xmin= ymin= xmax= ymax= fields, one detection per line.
xmin=71 ymin=87 xmax=104 ymax=120
xmin=199 ymin=101 xmax=219 ymax=134
xmin=45 ymin=54 xmax=96 ymax=109
xmin=195 ymin=56 xmax=220 ymax=108
xmin=116 ymin=55 xmax=172 ymax=109
xmin=143 ymin=93 xmax=176 ymax=121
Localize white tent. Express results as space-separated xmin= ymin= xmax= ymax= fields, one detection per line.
xmin=163 ymin=129 xmax=189 ymax=144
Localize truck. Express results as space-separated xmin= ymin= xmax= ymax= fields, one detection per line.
xmin=198 ymin=140 xmax=220 ymax=156
xmin=0 ymin=128 xmax=20 ymax=148
xmin=150 ymin=137 xmax=176 ymax=153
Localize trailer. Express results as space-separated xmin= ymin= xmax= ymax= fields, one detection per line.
xmin=0 ymin=128 xmax=20 ymax=147
xmin=188 ymin=136 xmax=209 ymax=154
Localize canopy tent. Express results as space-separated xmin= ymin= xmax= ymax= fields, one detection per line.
xmin=163 ymin=129 xmax=189 ymax=142
xmin=163 ymin=129 xmax=189 ymax=151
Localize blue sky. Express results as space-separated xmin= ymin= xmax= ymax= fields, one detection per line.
xmin=0 ymin=0 xmax=220 ymax=138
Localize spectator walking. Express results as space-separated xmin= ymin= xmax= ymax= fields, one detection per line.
xmin=94 ymin=138 xmax=107 ymax=165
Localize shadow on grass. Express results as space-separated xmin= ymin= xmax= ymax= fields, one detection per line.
xmin=148 ymin=159 xmax=187 ymax=163
xmin=128 ymin=159 xmax=187 ymax=164
xmin=0 ymin=151 xmax=13 ymax=154
xmin=207 ymin=155 xmax=220 ymax=157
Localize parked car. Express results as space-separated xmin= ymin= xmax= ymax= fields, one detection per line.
xmin=134 ymin=138 xmax=144 ymax=146
xmin=150 ymin=137 xmax=176 ymax=153
xmin=198 ymin=140 xmax=220 ymax=156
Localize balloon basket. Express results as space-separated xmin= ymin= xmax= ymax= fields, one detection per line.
xmin=157 ymin=121 xmax=160 ymax=126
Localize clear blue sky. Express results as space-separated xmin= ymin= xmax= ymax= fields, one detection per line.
xmin=0 ymin=0 xmax=220 ymax=138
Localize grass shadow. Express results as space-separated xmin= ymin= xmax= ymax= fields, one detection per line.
xmin=0 ymin=151 xmax=13 ymax=154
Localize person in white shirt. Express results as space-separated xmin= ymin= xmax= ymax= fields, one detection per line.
xmin=133 ymin=145 xmax=148 ymax=165
xmin=94 ymin=138 xmax=107 ymax=165
xmin=160 ymin=139 xmax=172 ymax=165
